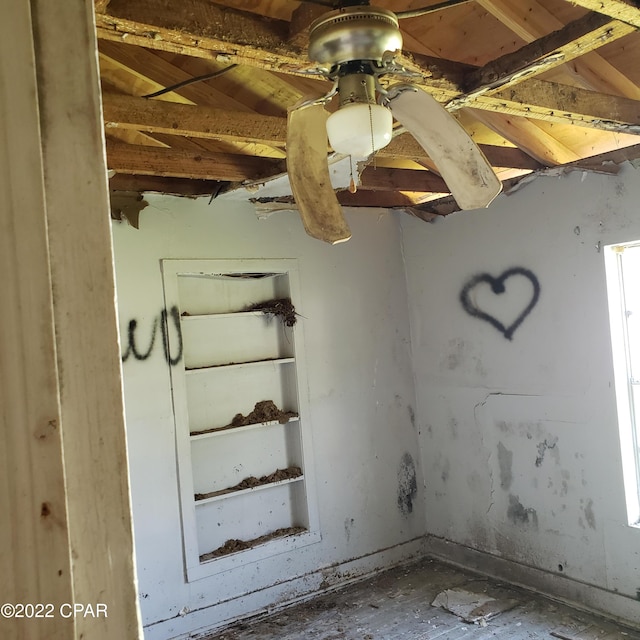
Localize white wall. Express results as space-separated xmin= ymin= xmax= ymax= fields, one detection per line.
xmin=401 ymin=165 xmax=640 ymax=622
xmin=112 ymin=197 xmax=424 ymax=639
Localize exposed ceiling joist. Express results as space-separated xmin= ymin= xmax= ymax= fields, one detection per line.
xmin=95 ymin=0 xmax=640 ymax=131
xmin=453 ymin=12 xmax=635 ymax=107
xmin=106 ymin=141 xmax=285 ymax=181
xmin=102 ymin=93 xmax=542 ymax=169
xmin=478 ymin=0 xmax=640 ymax=99
xmin=97 ymin=0 xmax=640 ymax=212
xmin=102 ymin=82 xmax=640 ymax=157
xmin=103 ymin=92 xmax=286 ymax=147
xmin=490 ymin=81 xmax=640 ymax=135
xmin=384 ymin=134 xmax=543 ymax=169
xmin=358 ymin=167 xmax=448 ymax=193
xmin=96 ymin=0 xmax=316 ymax=76
xmin=564 ymin=0 xmax=640 ymax=29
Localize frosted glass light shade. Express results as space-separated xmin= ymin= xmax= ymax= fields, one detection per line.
xmin=326 ymin=103 xmax=393 ymax=160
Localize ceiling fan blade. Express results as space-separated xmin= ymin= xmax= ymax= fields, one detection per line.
xmin=388 ymin=87 xmax=502 ymax=210
xmin=287 ymin=102 xmax=351 ymax=244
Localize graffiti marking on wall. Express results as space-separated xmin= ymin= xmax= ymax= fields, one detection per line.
xmin=122 ymin=306 xmax=183 ymax=365
xmin=460 ymin=267 xmax=540 ymax=340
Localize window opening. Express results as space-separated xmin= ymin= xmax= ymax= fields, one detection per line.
xmin=605 ymin=242 xmax=640 ymax=526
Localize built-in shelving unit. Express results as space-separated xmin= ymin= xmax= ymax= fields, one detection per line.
xmin=162 ymin=259 xmax=320 ymax=581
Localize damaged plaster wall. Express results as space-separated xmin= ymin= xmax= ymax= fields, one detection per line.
xmin=400 ymin=164 xmax=640 ymax=624
xmin=111 ymin=197 xmax=424 ymax=639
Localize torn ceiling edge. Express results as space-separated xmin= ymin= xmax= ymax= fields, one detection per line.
xmin=110 ymin=191 xmax=149 ymax=229
xmin=107 ymin=144 xmax=640 ymax=222
xmin=411 ymin=146 xmax=640 ymax=217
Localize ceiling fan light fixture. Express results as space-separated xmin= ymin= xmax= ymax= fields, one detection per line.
xmin=326 ymin=102 xmax=392 ymax=159
xmin=326 ymin=71 xmax=392 ymax=160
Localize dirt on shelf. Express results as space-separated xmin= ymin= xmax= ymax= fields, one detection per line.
xmin=244 ymin=298 xmax=298 ymax=327
xmin=200 ymin=526 xmax=307 ymax=561
xmin=231 ymin=400 xmax=298 ymax=427
xmin=190 ymin=400 xmax=298 ymax=437
xmin=195 ymin=466 xmax=302 ymax=502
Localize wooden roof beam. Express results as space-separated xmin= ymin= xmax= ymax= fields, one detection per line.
xmin=95 ymin=0 xmax=467 ymax=94
xmin=102 ymin=86 xmax=640 ymax=161
xmin=102 ymin=93 xmax=546 ymax=168
xmin=103 ymin=92 xmax=287 ymax=146
xmin=476 ymin=0 xmax=640 ymax=100
xmin=452 ymin=11 xmax=635 ymax=109
xmin=562 ymin=0 xmax=640 ymax=29
xmin=95 ymin=0 xmax=640 ymax=128
xmin=106 ymin=141 xmax=285 ymax=181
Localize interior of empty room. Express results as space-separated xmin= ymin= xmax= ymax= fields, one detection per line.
xmin=4 ymin=1 xmax=640 ymax=640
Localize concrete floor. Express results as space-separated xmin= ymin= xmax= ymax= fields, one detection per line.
xmin=204 ymin=558 xmax=640 ymax=640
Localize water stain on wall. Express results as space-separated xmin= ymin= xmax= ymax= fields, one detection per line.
xmin=507 ymin=494 xmax=538 ymax=529
xmin=408 ymin=405 xmax=416 ymax=429
xmin=441 ymin=459 xmax=451 ymax=483
xmin=397 ymin=453 xmax=418 ymax=517
xmin=344 ymin=517 xmax=355 ymax=542
xmin=535 ymin=437 xmax=558 ymax=467
xmin=497 ymin=442 xmax=513 ymax=490
xmin=440 ymin=338 xmax=486 ymax=377
xmin=579 ymin=498 xmax=597 ymax=530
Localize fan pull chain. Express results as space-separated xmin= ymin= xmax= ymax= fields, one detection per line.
xmin=349 ymin=155 xmax=358 ymax=193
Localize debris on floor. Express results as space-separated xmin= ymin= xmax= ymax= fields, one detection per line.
xmin=201 ymin=558 xmax=640 ymax=640
xmin=431 ymin=587 xmax=519 ymax=624
xmin=552 ymin=621 xmax=632 ymax=639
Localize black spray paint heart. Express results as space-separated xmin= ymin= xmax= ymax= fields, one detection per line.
xmin=460 ymin=267 xmax=540 ymax=340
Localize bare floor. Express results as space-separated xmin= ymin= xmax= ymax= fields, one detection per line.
xmin=205 ymin=558 xmax=640 ymax=640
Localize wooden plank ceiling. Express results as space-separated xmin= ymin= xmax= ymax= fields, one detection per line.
xmin=97 ymin=0 xmax=640 ymax=216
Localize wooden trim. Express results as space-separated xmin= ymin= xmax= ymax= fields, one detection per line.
xmin=31 ymin=0 xmax=142 ymax=637
xmin=0 ymin=3 xmax=75 ymax=637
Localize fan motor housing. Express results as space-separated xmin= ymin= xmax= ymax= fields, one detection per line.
xmin=308 ymin=7 xmax=402 ymax=68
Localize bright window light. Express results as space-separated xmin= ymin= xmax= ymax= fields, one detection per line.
xmin=605 ymin=242 xmax=640 ymax=527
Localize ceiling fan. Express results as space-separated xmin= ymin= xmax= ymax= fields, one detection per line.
xmin=286 ymin=1 xmax=503 ymax=243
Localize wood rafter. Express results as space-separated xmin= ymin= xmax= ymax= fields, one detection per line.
xmin=103 ymin=93 xmax=286 ymax=146
xmin=450 ymin=11 xmax=636 ymax=108
xmin=102 ymin=84 xmax=640 ymax=165
xmin=477 ymin=0 xmax=640 ymax=100
xmin=563 ymin=0 xmax=640 ymax=29
xmin=95 ymin=0 xmax=640 ymax=131
xmin=102 ymin=93 xmax=544 ymax=170
xmin=96 ymin=0 xmax=640 ymax=198
xmin=106 ymin=141 xmax=285 ymax=181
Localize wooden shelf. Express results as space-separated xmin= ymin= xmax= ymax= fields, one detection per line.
xmin=190 ymin=417 xmax=299 ymax=441
xmin=194 ymin=475 xmax=304 ymax=506
xmin=185 ymin=357 xmax=295 ymax=374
